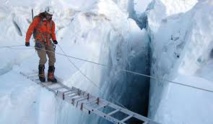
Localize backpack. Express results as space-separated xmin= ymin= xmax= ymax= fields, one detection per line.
xmin=32 ymin=16 xmax=41 ymax=39
xmin=33 ymin=14 xmax=53 ymax=39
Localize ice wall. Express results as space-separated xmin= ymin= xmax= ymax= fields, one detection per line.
xmin=144 ymin=0 xmax=213 ymax=124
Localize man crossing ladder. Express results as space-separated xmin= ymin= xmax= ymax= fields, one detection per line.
xmin=25 ymin=6 xmax=58 ymax=83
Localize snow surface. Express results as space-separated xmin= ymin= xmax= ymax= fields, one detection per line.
xmin=0 ymin=0 xmax=148 ymax=124
xmin=1 ymin=0 xmax=213 ymax=124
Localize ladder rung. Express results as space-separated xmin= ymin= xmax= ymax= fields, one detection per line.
xmin=66 ymin=90 xmax=78 ymax=96
xmin=63 ymin=94 xmax=79 ymax=103
xmin=120 ymin=115 xmax=132 ymax=122
xmin=109 ymin=103 xmax=150 ymax=122
xmin=66 ymin=93 xmax=78 ymax=99
xmin=63 ymin=89 xmax=76 ymax=94
xmin=85 ymin=105 xmax=121 ymax=123
xmin=107 ymin=109 xmax=120 ymax=116
xmin=71 ymin=96 xmax=84 ymax=105
xmin=76 ymin=97 xmax=88 ymax=107
xmin=72 ymin=96 xmax=83 ymax=101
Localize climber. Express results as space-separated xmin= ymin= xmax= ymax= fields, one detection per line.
xmin=25 ymin=6 xmax=58 ymax=83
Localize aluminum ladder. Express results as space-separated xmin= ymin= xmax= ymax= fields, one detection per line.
xmin=20 ymin=72 xmax=159 ymax=124
xmin=43 ymin=82 xmax=158 ymax=124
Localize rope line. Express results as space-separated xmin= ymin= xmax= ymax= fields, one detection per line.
xmin=57 ymin=44 xmax=126 ymax=108
xmin=1 ymin=45 xmax=213 ymax=93
xmin=57 ymin=44 xmax=100 ymax=89
xmin=0 ymin=45 xmax=25 ymax=48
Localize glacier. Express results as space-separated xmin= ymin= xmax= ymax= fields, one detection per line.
xmin=0 ymin=0 xmax=213 ymax=124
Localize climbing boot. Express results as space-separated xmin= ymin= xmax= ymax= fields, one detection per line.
xmin=38 ymin=65 xmax=45 ymax=82
xmin=48 ymin=66 xmax=57 ymax=83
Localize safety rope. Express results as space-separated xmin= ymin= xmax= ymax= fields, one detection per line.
xmin=1 ymin=45 xmax=213 ymax=93
xmin=57 ymin=44 xmax=100 ymax=89
xmin=57 ymin=44 xmax=127 ymax=108
xmin=0 ymin=45 xmax=24 ymax=49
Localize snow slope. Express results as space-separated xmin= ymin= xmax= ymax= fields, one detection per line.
xmin=0 ymin=0 xmax=149 ymax=124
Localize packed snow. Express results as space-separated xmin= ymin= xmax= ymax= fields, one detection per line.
xmin=0 ymin=0 xmax=148 ymax=124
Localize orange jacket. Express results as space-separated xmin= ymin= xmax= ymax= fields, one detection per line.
xmin=25 ymin=13 xmax=56 ymax=44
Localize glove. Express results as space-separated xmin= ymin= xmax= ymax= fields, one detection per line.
xmin=53 ymin=40 xmax=58 ymax=44
xmin=25 ymin=42 xmax=30 ymax=47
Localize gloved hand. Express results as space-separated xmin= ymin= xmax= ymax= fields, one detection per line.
xmin=25 ymin=42 xmax=30 ymax=47
xmin=53 ymin=40 xmax=58 ymax=44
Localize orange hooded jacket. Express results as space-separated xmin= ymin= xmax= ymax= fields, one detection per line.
xmin=25 ymin=13 xmax=56 ymax=45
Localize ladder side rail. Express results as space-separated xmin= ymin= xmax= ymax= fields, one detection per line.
xmin=84 ymin=105 xmax=125 ymax=124
xmin=84 ymin=96 xmax=98 ymax=103
xmin=51 ymin=85 xmax=65 ymax=90
xmin=57 ymin=82 xmax=72 ymax=90
xmin=41 ymin=84 xmax=58 ymax=93
xmin=46 ymin=83 xmax=62 ymax=88
xmin=41 ymin=82 xmax=56 ymax=87
xmin=95 ymin=102 xmax=109 ymax=110
xmin=109 ymin=103 xmax=150 ymax=123
xmin=120 ymin=108 xmax=152 ymax=123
